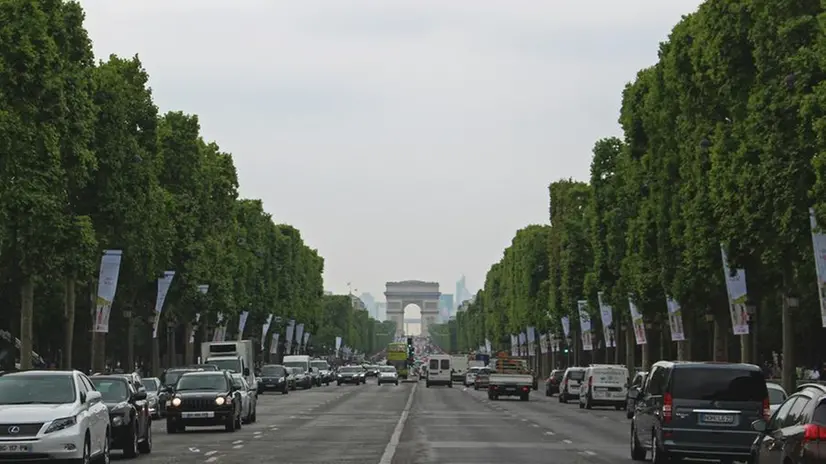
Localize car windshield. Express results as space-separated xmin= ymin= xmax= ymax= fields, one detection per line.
xmin=768 ymin=387 xmax=786 ymax=405
xmin=671 ymin=368 xmax=767 ymax=402
xmin=231 ymin=376 xmax=244 ymax=388
xmin=261 ymin=366 xmax=286 ymax=376
xmin=552 ymin=371 xmax=564 ymax=380
xmin=284 ymin=362 xmax=307 ymax=370
xmin=141 ymin=379 xmax=158 ymax=391
xmin=341 ymin=367 xmax=360 ymax=373
xmin=567 ymin=370 xmax=585 ymax=381
xmin=0 ymin=373 xmax=76 ymax=404
xmin=162 ymin=370 xmax=193 ymax=386
xmin=208 ymin=359 xmax=242 ymax=373
xmin=176 ymin=374 xmax=228 ymax=391
xmin=91 ymin=379 xmax=129 ymax=402
xmin=311 ymin=361 xmax=329 ymax=370
xmin=380 ymin=367 xmax=396 ymax=373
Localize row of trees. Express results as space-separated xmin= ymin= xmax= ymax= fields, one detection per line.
xmin=435 ymin=0 xmax=826 ymax=391
xmin=0 ymin=0 xmax=383 ymax=371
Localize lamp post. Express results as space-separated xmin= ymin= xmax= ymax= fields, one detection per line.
xmin=745 ymin=299 xmax=757 ymax=365
xmin=565 ymin=337 xmax=572 ymax=368
xmin=704 ymin=309 xmax=714 ymax=360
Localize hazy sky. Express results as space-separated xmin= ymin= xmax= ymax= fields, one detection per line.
xmin=79 ymin=0 xmax=702 ymax=302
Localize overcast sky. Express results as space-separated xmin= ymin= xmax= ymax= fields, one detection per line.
xmin=79 ymin=0 xmax=702 ymax=303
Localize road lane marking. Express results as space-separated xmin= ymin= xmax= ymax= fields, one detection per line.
xmin=233 ymin=444 xmax=244 ymax=449
xmin=189 ymin=447 xmax=200 ymax=452
xmin=253 ymin=431 xmax=262 ymax=435
xmin=204 ymin=450 xmax=218 ymax=456
xmin=379 ymin=383 xmax=417 ymax=464
xmin=232 ymin=440 xmax=243 ymax=444
xmin=205 ymin=457 xmax=219 ymax=463
xmin=531 ymin=424 xmax=539 ymax=427
xmin=563 ymin=439 xmax=572 ymax=444
xmin=544 ymin=431 xmax=555 ymax=435
xmin=583 ymin=450 xmax=597 ymax=456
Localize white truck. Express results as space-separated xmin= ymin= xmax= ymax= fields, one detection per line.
xmin=200 ymin=340 xmax=257 ymax=390
xmin=451 ymin=355 xmax=469 ymax=382
xmin=487 ymin=356 xmax=533 ymax=401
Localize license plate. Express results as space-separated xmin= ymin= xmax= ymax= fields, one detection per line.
xmin=0 ymin=444 xmax=29 ymax=453
xmin=182 ymin=411 xmax=214 ymax=419
xmin=266 ymin=384 xmax=275 ymax=387
xmin=701 ymin=413 xmax=735 ymax=424
xmin=594 ymin=387 xmax=607 ymax=391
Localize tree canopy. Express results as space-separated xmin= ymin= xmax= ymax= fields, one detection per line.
xmin=0 ymin=0 xmax=383 ymax=369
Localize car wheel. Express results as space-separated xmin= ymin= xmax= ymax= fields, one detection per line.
xmin=630 ymin=423 xmax=646 ymax=461
xmin=138 ymin=421 xmax=152 ymax=454
xmin=123 ymin=422 xmax=138 ymax=457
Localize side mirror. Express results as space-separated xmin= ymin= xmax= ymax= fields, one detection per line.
xmin=243 ymin=368 xmax=250 ymax=376
xmin=231 ymin=385 xmax=240 ymax=392
xmin=752 ymin=419 xmax=768 ymax=433
xmin=164 ymin=386 xmax=175 ymax=394
xmin=133 ymin=390 xmax=147 ymax=401
xmin=86 ymin=390 xmax=102 ymax=404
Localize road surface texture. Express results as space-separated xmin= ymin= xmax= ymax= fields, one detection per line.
xmin=116 ymin=378 xmax=637 ymax=463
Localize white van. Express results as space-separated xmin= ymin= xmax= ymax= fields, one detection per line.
xmin=426 ymin=354 xmax=453 ymax=387
xmin=559 ymin=367 xmax=586 ymax=403
xmin=578 ymin=364 xmax=628 ymax=410
xmin=451 ymin=356 xmax=469 ymax=382
xmin=283 ymin=355 xmax=313 ymax=386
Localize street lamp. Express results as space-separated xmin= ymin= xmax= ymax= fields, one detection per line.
xmin=565 ymin=337 xmax=572 ymax=368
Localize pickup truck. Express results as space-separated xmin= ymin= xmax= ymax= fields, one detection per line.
xmin=487 ymin=372 xmax=533 ymax=401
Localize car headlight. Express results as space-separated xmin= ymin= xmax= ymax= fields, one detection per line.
xmin=171 ymin=397 xmax=182 ymax=407
xmin=45 ymin=415 xmax=77 ymax=434
xmin=112 ymin=416 xmax=124 ymax=426
xmin=215 ymin=396 xmax=226 ymax=406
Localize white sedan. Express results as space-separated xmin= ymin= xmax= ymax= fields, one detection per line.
xmin=377 ymin=367 xmax=399 ymax=385
xmin=231 ymin=374 xmax=257 ymax=424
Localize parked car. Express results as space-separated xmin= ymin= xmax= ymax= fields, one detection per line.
xmin=545 ymin=369 xmax=564 ymax=396
xmin=626 ymin=371 xmax=648 ymax=419
xmin=230 ymin=373 xmax=257 ymax=424
xmin=90 ymin=375 xmax=152 ymax=458
xmin=630 ymin=361 xmax=768 ymax=463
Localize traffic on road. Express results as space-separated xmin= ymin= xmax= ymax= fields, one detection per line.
xmin=0 ymin=335 xmax=820 ymax=463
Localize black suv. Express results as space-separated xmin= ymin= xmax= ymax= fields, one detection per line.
xmin=90 ymin=375 xmax=152 ymax=458
xmin=750 ymin=383 xmax=826 ymax=464
xmin=258 ymin=364 xmax=290 ymax=394
xmin=164 ymin=370 xmax=242 ymax=433
xmin=158 ymin=367 xmax=200 ymax=417
xmin=630 ymin=361 xmax=768 ymax=463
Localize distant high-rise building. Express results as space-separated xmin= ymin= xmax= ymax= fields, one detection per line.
xmin=359 ymin=292 xmax=377 ymax=319
xmin=455 ymin=275 xmax=471 ymax=310
xmin=376 ymin=302 xmax=387 ymax=321
xmin=439 ymin=294 xmax=454 ymax=322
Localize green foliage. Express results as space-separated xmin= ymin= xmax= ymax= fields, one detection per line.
xmin=0 ymin=0 xmax=338 ymax=367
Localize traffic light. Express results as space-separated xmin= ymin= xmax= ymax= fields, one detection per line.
xmin=407 ymin=337 xmax=414 ymax=359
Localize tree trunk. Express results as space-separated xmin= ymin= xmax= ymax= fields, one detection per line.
xmin=740 ymin=334 xmax=750 ymax=364
xmin=185 ymin=325 xmax=194 ymax=365
xmin=19 ymin=277 xmax=34 ymax=369
xmin=713 ymin=315 xmax=727 ymax=361
xmin=781 ymin=295 xmax=795 ymax=394
xmin=625 ymin=325 xmax=635 ymax=376
xmin=62 ymin=277 xmax=76 ymax=369
xmin=676 ymin=341 xmax=687 ymax=360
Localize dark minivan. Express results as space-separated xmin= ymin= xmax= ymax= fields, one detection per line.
xmin=630 ymin=361 xmax=769 ymax=463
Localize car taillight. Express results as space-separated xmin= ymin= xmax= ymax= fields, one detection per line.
xmin=522 ymin=386 xmax=530 ymax=392
xmin=763 ymin=397 xmax=771 ymax=421
xmin=663 ymin=392 xmax=673 ymax=423
xmin=804 ymin=424 xmax=826 ymax=442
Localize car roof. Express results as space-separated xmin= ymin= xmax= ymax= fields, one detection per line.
xmin=0 ymin=369 xmax=76 ymax=377
xmin=654 ymin=361 xmax=762 ymax=371
xmin=90 ymin=375 xmax=128 ymax=383
xmin=181 ymin=371 xmax=225 ymax=376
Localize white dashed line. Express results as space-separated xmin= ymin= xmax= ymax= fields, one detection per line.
xmin=204 ymin=450 xmax=218 ymax=456
xmin=563 ymin=439 xmax=573 ymax=444
xmin=232 ymin=444 xmax=244 ymax=449
xmin=379 ymin=382 xmax=418 ymax=464
xmin=254 ymin=435 xmax=262 ymax=439
xmin=520 ymin=418 xmax=527 ymax=422
xmin=205 ymin=457 xmax=219 ymax=463
xmin=189 ymin=447 xmax=200 ymax=453
xmin=232 ymin=440 xmax=243 ymax=445
xmin=545 ymin=431 xmax=555 ymax=436
xmin=583 ymin=450 xmax=597 ymax=456
xmin=531 ymin=424 xmax=539 ymax=427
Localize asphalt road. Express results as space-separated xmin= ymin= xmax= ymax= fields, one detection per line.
xmin=114 ymin=378 xmax=638 ymax=464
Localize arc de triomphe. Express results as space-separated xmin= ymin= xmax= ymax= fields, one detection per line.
xmin=384 ymin=280 xmax=441 ymax=338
